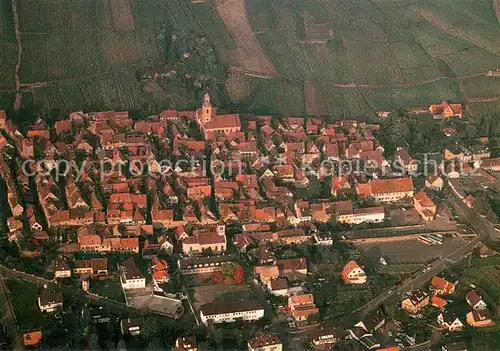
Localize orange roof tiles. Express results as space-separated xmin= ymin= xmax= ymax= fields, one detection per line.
xmin=414 ymin=192 xmax=436 ymax=208
xmin=23 ymin=331 xmax=42 ymax=346
xmin=289 ymin=293 xmax=314 ymax=306
xmin=341 ymin=260 xmax=362 ymax=278
xmin=431 ymin=294 xmax=447 ymax=309
xmin=356 ymin=183 xmax=372 ymax=197
xmin=204 ymin=114 xmax=241 ymax=130
xmin=120 ymin=237 xmax=139 ymax=249
xmin=429 ymin=101 xmax=462 ymax=116
xmin=369 ymin=178 xmax=413 ymax=195
xmin=78 ymin=234 xmax=102 ymax=246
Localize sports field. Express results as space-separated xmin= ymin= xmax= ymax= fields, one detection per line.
xmin=1 ymin=0 xmax=500 ymax=120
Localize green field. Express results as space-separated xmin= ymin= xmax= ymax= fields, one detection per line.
xmin=455 ymin=256 xmax=500 ymax=303
xmin=6 ymin=279 xmax=48 ymax=332
xmin=241 ymin=0 xmax=500 ymax=116
xmin=0 ymin=0 xmax=16 ymax=91
xmin=1 ymin=0 xmax=500 ymax=120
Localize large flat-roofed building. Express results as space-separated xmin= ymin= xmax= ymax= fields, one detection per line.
xmin=200 ymin=300 xmax=264 ymax=325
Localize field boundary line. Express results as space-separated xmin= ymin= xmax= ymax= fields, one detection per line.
xmin=11 ymin=0 xmax=22 ymax=111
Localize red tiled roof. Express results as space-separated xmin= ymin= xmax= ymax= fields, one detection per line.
xmin=431 ymin=294 xmax=447 ymax=309
xmin=276 ymin=257 xmax=307 ymax=272
xmin=356 ymin=183 xmax=372 ymax=197
xmin=369 ymin=178 xmax=413 ymax=195
xmin=466 ymin=290 xmax=483 ymax=306
xmin=204 ymin=114 xmax=241 ymax=130
xmin=342 ymin=260 xmax=361 ymax=277
xmin=429 ymin=101 xmax=462 ymax=115
xmin=78 ymin=234 xmax=101 ymax=246
xmin=334 ymin=200 xmax=353 ymax=215
xmin=23 ymin=331 xmax=42 ymax=346
xmin=119 ymin=237 xmax=139 ymax=249
xmin=414 ymin=192 xmax=436 ymax=208
xmin=289 ymin=293 xmax=314 ymax=306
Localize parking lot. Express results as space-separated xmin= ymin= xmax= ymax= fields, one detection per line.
xmin=357 ymin=236 xmax=468 ymax=264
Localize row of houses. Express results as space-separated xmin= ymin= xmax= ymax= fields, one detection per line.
xmin=401 ymin=276 xmax=494 ymax=332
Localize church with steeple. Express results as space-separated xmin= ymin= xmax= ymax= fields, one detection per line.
xmin=196 ymin=93 xmax=241 ymax=139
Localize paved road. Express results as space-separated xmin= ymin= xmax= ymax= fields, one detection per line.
xmin=346 ymin=192 xmax=490 ymax=317
xmin=316 ymin=189 xmax=498 ymax=332
xmin=0 ymin=265 xmax=141 ymax=317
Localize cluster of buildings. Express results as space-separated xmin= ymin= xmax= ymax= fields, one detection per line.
xmin=401 ymin=276 xmax=495 ymax=332
xmin=0 ymin=94 xmax=425 ymax=261
xmin=0 ymin=95 xmax=493 ymax=351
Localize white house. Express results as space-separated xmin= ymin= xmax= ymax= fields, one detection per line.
xmin=341 ymin=260 xmax=367 ymax=284
xmin=120 ymin=318 xmax=141 ymax=336
xmin=268 ymin=278 xmax=288 ymax=296
xmin=438 ymin=312 xmax=464 ymax=331
xmin=119 ymin=257 xmax=145 ymax=290
xmin=350 ymin=207 xmax=385 ymax=224
xmin=466 ymin=290 xmax=488 ymax=311
xmin=200 ymin=300 xmax=264 ymax=325
xmin=53 ymin=259 xmax=71 ymax=279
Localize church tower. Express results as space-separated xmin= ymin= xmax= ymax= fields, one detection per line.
xmin=200 ymin=93 xmax=213 ymax=124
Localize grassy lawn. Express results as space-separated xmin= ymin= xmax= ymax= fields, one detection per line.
xmin=89 ymin=278 xmax=125 ymax=303
xmin=378 ymin=263 xmax=425 ymax=276
xmin=6 ymin=279 xmax=48 ymax=332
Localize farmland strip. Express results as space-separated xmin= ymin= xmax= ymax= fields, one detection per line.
xmin=11 ymin=0 xmax=21 ymax=110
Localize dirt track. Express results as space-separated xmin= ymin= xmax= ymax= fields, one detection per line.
xmin=214 ymin=0 xmax=276 ymax=75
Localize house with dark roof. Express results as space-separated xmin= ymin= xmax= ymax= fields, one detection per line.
xmin=466 ymin=290 xmax=488 ymax=311
xmin=119 ymin=257 xmax=145 ymax=290
xmin=248 ymin=334 xmax=282 ymax=351
xmin=38 ymin=290 xmax=63 ymax=313
xmin=354 ymin=309 xmax=385 ymax=332
xmin=53 ymin=258 xmax=71 ymax=279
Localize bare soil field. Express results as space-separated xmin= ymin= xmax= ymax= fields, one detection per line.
xmin=109 ymin=0 xmax=135 ymax=31
xmin=214 ymin=0 xmax=276 ymax=75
